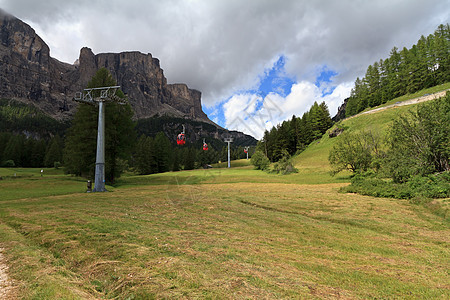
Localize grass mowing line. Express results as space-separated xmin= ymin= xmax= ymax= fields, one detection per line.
xmin=1 ymin=174 xmax=449 ymax=298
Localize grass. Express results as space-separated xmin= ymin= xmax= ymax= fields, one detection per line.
xmin=0 ymin=85 xmax=449 ymax=299
xmin=0 ymin=166 xmax=449 ymax=299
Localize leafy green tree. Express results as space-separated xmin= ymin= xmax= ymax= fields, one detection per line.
xmin=251 ymin=150 xmax=270 ymax=171
xmin=328 ymin=130 xmax=383 ymax=175
xmin=383 ymin=93 xmax=450 ymax=182
xmin=272 ymin=150 xmax=297 ymax=175
xmin=64 ymin=68 xmax=135 ymax=183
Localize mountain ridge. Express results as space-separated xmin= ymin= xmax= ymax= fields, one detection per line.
xmin=0 ymin=9 xmax=212 ymax=125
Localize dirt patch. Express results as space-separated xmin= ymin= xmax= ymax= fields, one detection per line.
xmin=0 ymin=247 xmax=17 ymax=299
xmin=349 ymin=89 xmax=449 ymax=119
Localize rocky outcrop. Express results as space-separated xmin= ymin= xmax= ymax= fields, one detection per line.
xmin=0 ymin=9 xmax=211 ymax=124
xmin=332 ymin=97 xmax=348 ymax=122
xmin=0 ymin=9 xmax=80 ymax=119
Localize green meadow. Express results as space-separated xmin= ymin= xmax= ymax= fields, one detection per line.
xmin=0 ymin=90 xmax=449 ymax=299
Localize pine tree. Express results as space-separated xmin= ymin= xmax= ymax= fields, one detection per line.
xmin=44 ymin=136 xmax=63 ymax=167
xmin=134 ymin=135 xmax=156 ymax=175
xmin=64 ymin=68 xmax=135 ymax=182
xmin=3 ymin=134 xmax=23 ymax=167
xmin=30 ymin=139 xmax=47 ymax=167
xmin=154 ymin=132 xmax=172 ymax=173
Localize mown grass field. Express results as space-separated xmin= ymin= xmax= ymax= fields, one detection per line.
xmin=0 ymin=89 xmax=449 ymax=299
xmin=0 ymin=165 xmax=449 ymax=299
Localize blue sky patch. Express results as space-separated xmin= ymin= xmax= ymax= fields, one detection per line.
xmin=205 ymin=55 xmax=297 ymax=128
xmin=315 ymin=66 xmax=338 ymax=96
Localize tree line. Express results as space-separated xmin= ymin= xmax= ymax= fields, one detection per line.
xmin=257 ymin=101 xmax=332 ymax=162
xmin=133 ymin=133 xmax=250 ymax=175
xmin=0 ymin=68 xmax=252 ymax=182
xmin=0 ymin=132 xmax=63 ymax=168
xmin=345 ymin=24 xmax=450 ymax=117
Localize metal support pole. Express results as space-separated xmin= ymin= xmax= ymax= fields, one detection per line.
xmin=74 ymin=85 xmax=124 ymax=193
xmin=227 ymin=142 xmax=230 ymax=168
xmin=93 ymin=100 xmax=106 ymax=192
xmin=224 ymin=138 xmax=233 ymax=168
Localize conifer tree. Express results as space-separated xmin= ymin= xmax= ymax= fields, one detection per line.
xmin=44 ymin=136 xmax=63 ymax=167
xmin=154 ymin=132 xmax=172 ymax=173
xmin=64 ymin=68 xmax=135 ymax=182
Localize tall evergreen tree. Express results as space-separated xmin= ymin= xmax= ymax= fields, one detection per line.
xmin=154 ymin=132 xmax=172 ymax=173
xmin=3 ymin=134 xmax=23 ymax=167
xmin=44 ymin=136 xmax=63 ymax=167
xmin=64 ymin=68 xmax=135 ymax=182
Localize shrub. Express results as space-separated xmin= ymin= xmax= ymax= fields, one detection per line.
xmin=1 ymin=160 xmax=15 ymax=167
xmin=272 ymin=150 xmax=298 ymax=175
xmin=251 ymin=150 xmax=270 ymax=171
xmin=329 ymin=130 xmax=383 ymax=175
xmin=342 ymin=171 xmax=450 ymax=200
xmin=383 ymin=93 xmax=450 ymax=182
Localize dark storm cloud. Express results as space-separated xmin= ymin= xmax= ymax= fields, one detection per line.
xmin=1 ymin=0 xmax=449 ymax=107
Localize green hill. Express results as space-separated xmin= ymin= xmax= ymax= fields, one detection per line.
xmin=292 ymin=83 xmax=450 ymax=179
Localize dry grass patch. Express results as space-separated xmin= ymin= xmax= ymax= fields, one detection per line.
xmin=0 ymin=181 xmax=448 ymax=298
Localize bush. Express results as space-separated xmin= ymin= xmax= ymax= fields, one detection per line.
xmin=251 ymin=150 xmax=270 ymax=171
xmin=383 ymin=93 xmax=450 ymax=182
xmin=342 ymin=171 xmax=450 ymax=200
xmin=272 ymin=150 xmax=298 ymax=175
xmin=1 ymin=160 xmax=15 ymax=167
xmin=329 ymin=130 xmax=383 ymax=175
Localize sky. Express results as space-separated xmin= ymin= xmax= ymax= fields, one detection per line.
xmin=1 ymin=0 xmax=449 ymax=139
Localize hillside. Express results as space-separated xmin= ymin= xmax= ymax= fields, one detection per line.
xmin=292 ymin=83 xmax=450 ymax=177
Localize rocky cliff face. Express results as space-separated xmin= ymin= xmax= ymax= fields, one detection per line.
xmin=0 ymin=9 xmax=211 ymax=124
xmin=332 ymin=97 xmax=348 ymax=122
xmin=0 ymin=9 xmax=80 ymax=119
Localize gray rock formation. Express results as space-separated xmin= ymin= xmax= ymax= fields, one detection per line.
xmin=0 ymin=9 xmax=211 ymax=124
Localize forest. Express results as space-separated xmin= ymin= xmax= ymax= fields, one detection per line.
xmin=256 ymin=23 xmax=449 ymax=164
xmin=256 ymin=101 xmax=332 ymax=162
xmin=345 ymin=24 xmax=449 ymax=117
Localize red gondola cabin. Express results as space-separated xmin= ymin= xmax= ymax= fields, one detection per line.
xmin=177 ymin=133 xmax=186 ymax=145
xmin=203 ymin=143 xmax=208 ymax=151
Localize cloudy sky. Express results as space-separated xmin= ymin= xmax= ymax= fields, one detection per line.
xmin=1 ymin=0 xmax=449 ymax=139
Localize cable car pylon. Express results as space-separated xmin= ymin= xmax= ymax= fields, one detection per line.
xmin=244 ymin=146 xmax=249 ymax=160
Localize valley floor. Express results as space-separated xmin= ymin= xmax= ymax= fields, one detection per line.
xmin=0 ymin=167 xmax=448 ymax=299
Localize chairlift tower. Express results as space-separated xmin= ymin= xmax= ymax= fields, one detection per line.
xmin=224 ymin=137 xmax=233 ymax=168
xmin=74 ymin=86 xmax=126 ymax=192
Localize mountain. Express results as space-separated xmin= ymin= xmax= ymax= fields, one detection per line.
xmin=0 ymin=9 xmax=256 ymax=144
xmin=0 ymin=9 xmax=207 ymax=121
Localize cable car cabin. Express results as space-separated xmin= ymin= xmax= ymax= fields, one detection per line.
xmin=244 ymin=149 xmax=248 ymax=153
xmin=203 ymin=143 xmax=208 ymax=151
xmin=177 ymin=133 xmax=186 ymax=145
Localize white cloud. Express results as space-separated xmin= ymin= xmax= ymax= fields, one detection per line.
xmin=224 ymin=81 xmax=352 ymax=139
xmin=1 ymin=0 xmax=447 ymax=109
xmin=0 ymin=0 xmax=447 ymax=139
